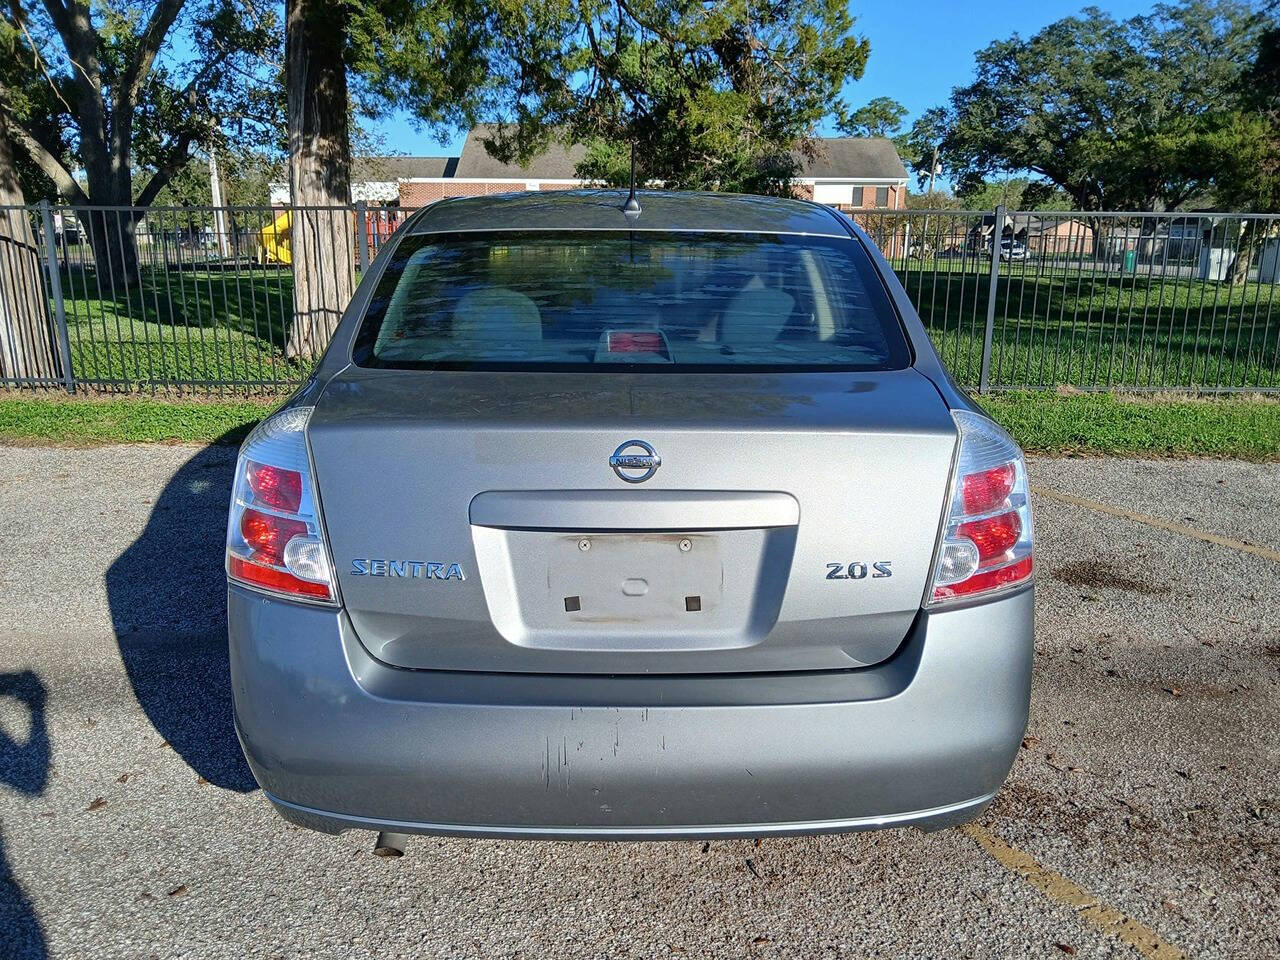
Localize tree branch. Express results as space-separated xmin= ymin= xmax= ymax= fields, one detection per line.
xmin=35 ymin=0 xmax=108 ymax=170
xmin=0 ymin=93 xmax=87 ymax=203
xmin=116 ymin=0 xmax=184 ymax=115
xmin=6 ymin=2 xmax=78 ymax=117
xmin=133 ymin=129 xmax=197 ymax=208
xmin=37 ymin=0 xmax=99 ymax=92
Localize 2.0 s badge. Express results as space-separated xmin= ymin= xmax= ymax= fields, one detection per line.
xmin=825 ymin=561 xmax=892 ymax=580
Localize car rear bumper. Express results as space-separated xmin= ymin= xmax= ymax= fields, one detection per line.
xmin=229 ymin=585 xmax=1032 ymax=840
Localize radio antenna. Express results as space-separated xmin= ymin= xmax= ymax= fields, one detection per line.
xmin=623 ymin=142 xmax=641 ymax=220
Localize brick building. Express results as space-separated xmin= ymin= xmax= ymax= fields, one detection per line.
xmin=791 ymin=138 xmax=909 ymax=211
xmin=271 ymin=126 xmax=910 ymax=211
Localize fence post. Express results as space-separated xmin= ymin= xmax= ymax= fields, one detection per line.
xmin=978 ymin=204 xmax=1004 ymax=394
xmin=355 ymin=200 xmax=369 ymax=274
xmin=38 ymin=200 xmax=74 ymax=394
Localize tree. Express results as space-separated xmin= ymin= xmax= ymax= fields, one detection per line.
xmin=842 ymin=96 xmax=907 ymax=139
xmin=527 ymin=0 xmax=870 ymax=195
xmin=0 ymin=20 xmax=65 ymax=383
xmin=904 ymin=188 xmax=960 ymax=210
xmin=282 ymin=0 xmax=871 ymax=356
xmin=943 ymin=1 xmax=1267 ymax=212
xmin=0 ymin=112 xmax=59 ymax=384
xmin=282 ymin=0 xmax=526 ymax=358
xmin=1211 ymin=23 xmax=1280 ymax=280
xmin=502 ymin=0 xmax=871 ymax=196
xmin=0 ymin=1 xmax=278 ymax=287
xmin=897 ymin=107 xmax=949 ymax=193
xmin=150 ymin=148 xmax=282 ymax=207
xmin=957 ymin=177 xmax=1070 ymax=211
xmin=283 ymin=0 xmax=353 ymax=359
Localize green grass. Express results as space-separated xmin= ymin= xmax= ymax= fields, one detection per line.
xmin=58 ymin=265 xmax=313 ymax=388
xmin=0 ymin=395 xmax=271 ymax=446
xmin=984 ymin=392 xmax=1280 ymax=459
xmin=2 ymin=391 xmax=1277 ymax=459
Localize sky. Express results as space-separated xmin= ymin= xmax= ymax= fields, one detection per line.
xmin=364 ymin=0 xmax=1159 ymax=160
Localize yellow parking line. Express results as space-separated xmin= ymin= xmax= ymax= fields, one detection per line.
xmin=1030 ymin=485 xmax=1280 ymax=565
xmin=963 ymin=825 xmax=1186 ymax=959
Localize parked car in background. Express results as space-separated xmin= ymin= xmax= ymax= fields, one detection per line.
xmin=1001 ymin=238 xmax=1029 ymax=261
xmin=226 ymin=190 xmax=1035 ymax=843
xmin=983 ymin=236 xmax=1029 ymax=261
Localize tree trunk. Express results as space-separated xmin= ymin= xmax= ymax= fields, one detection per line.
xmin=74 ymin=205 xmax=143 ymax=293
xmin=284 ymin=0 xmax=354 ymax=362
xmin=0 ymin=122 xmax=60 ymax=384
xmin=68 ymin=145 xmax=145 ymax=289
xmin=1229 ymin=219 xmax=1259 ymax=286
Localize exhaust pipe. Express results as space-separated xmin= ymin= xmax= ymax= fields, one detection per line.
xmin=373 ymin=831 xmax=409 ymax=857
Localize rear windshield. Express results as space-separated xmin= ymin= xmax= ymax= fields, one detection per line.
xmin=352 ymin=231 xmax=910 ymax=372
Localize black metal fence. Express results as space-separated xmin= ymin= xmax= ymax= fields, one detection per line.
xmin=1 ymin=201 xmax=1278 ymax=395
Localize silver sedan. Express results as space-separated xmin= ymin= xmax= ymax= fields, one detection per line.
xmin=226 ymin=190 xmax=1034 ymax=842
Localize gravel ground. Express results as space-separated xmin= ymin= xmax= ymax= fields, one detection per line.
xmin=0 ymin=445 xmax=1276 ymax=959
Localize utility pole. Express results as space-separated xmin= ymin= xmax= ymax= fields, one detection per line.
xmin=920 ymin=144 xmax=941 ymax=260
xmin=209 ymin=151 xmax=230 ymax=258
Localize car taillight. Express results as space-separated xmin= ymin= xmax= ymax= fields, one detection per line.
xmin=928 ymin=410 xmax=1034 ymax=604
xmin=226 ymin=407 xmax=335 ymax=603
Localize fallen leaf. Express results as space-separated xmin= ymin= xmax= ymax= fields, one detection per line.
xmin=745 ymin=858 xmax=762 ymax=880
xmin=87 ymin=797 xmax=106 ymax=812
xmin=1162 ymin=686 xmax=1183 ymax=697
xmin=167 ymin=885 xmax=187 ymax=898
xmin=196 ymin=776 xmax=208 ymax=786
xmin=700 ymin=842 xmax=710 ymax=854
xmin=1056 ymin=944 xmax=1076 ymax=955
xmin=116 ymin=773 xmax=130 ymax=784
xmin=751 ymin=937 xmax=772 ymax=946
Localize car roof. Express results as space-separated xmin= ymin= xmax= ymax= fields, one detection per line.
xmin=407 ymin=189 xmax=852 ymax=238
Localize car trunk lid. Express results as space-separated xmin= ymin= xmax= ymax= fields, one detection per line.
xmin=308 ymin=367 xmax=956 ymax=674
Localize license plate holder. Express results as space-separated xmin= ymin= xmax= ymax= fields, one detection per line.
xmin=549 ymin=532 xmax=723 ymax=624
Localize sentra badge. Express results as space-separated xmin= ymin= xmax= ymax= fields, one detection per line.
xmin=350 ymin=559 xmax=465 ymax=580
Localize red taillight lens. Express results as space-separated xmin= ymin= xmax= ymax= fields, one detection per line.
xmin=929 ymin=412 xmax=1033 ymax=605
xmin=227 ymin=407 xmax=335 ymax=604
xmin=240 ymin=508 xmax=307 ymax=567
xmin=228 ymin=556 xmax=331 ymax=599
xmin=246 ymin=461 xmax=302 ymax=513
xmin=957 ymin=510 xmax=1022 ymax=561
xmin=932 ymin=556 xmax=1033 ymax=602
xmin=961 ymin=463 xmax=1016 ymax=514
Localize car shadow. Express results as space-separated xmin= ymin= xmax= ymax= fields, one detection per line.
xmin=104 ymin=430 xmax=258 ymax=793
xmin=0 ymin=669 xmax=51 ymax=960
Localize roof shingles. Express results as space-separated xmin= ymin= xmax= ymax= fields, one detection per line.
xmin=796 ymin=138 xmax=908 ymax=181
xmin=453 ymin=125 xmax=587 ymax=180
